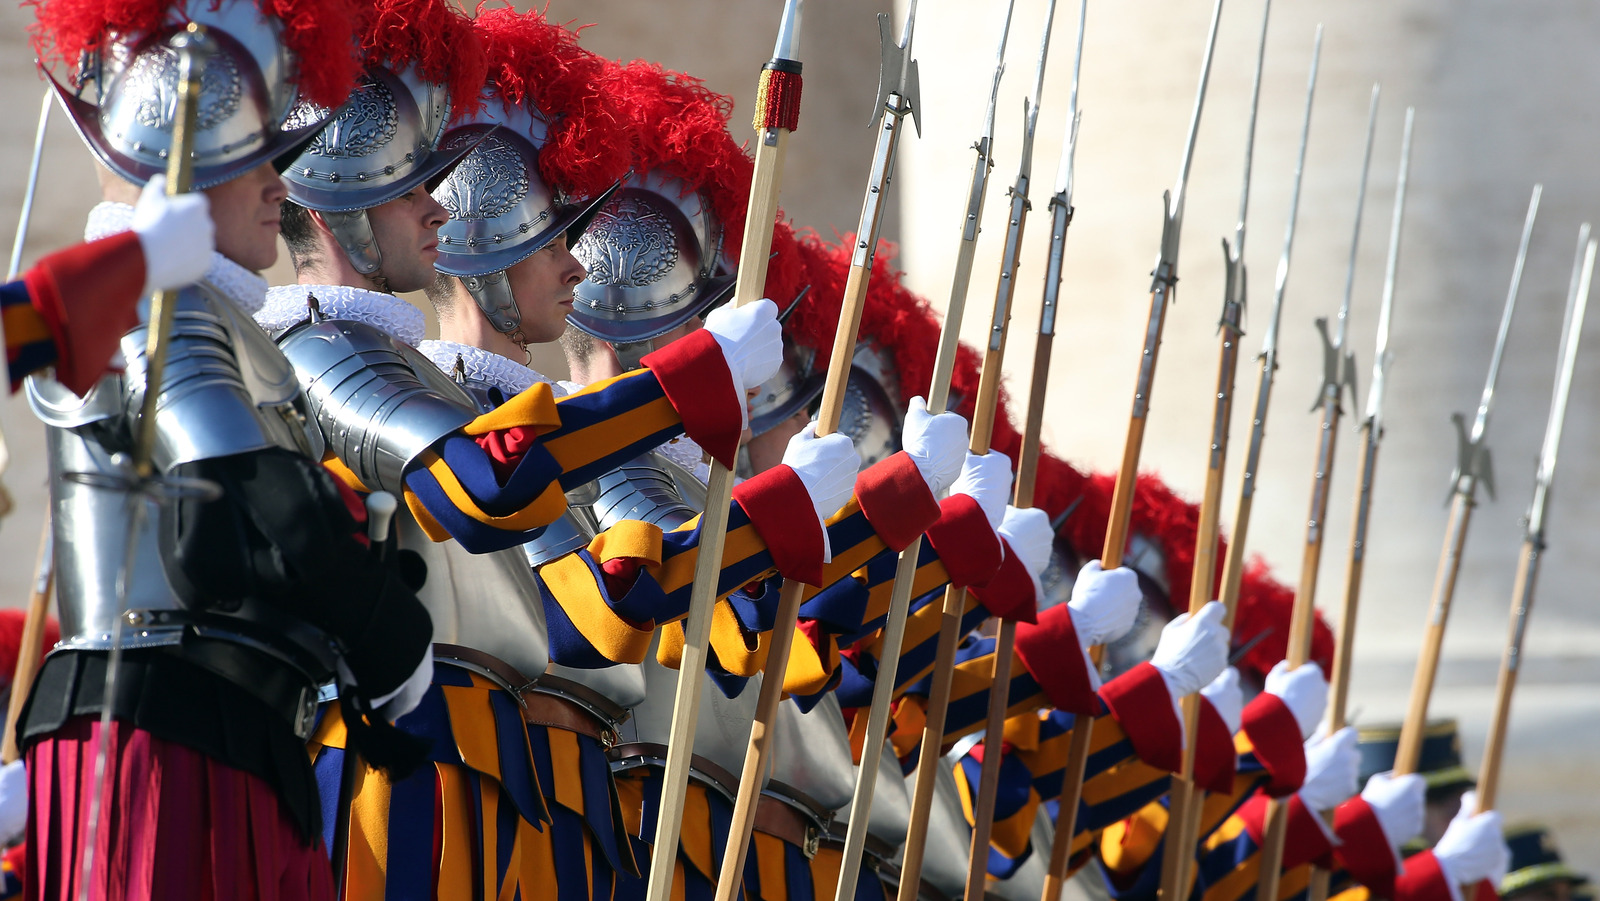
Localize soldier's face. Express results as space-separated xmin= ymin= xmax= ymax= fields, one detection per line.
xmin=506 ymin=233 xmax=587 ymax=344
xmin=205 ymin=162 xmax=288 ymax=273
xmin=365 ymin=185 xmax=449 ymax=294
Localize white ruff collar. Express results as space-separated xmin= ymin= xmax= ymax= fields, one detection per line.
xmin=416 ymin=339 xmax=565 ymax=398
xmin=258 ymin=284 xmax=426 ymax=346
xmin=85 ymin=201 xmax=267 ymax=316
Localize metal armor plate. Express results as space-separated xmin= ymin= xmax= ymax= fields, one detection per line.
xmin=910 ymin=756 xmax=977 ymax=900
xmin=30 ymin=283 xmax=319 ymax=467
xmin=619 ymin=631 xmax=761 ymax=789
xmin=832 ymin=741 xmax=912 ymax=853
xmin=770 ymin=694 xmax=857 ymax=814
xmin=35 ymin=283 xmax=326 ymax=659
xmin=276 ymin=318 xmax=474 ymax=495
xmin=396 ymin=507 xmax=551 ymax=680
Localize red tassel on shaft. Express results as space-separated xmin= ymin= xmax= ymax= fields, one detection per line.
xmin=752 ymin=66 xmax=803 ymax=132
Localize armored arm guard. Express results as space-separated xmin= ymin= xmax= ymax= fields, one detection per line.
xmin=275 ymin=317 xmax=474 ymax=496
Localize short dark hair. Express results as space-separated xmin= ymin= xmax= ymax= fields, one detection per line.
xmin=560 ymin=326 xmax=597 ymax=365
xmin=278 ymin=200 xmax=320 ymax=269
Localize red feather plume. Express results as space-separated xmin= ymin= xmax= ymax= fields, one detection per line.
xmin=471 ymin=3 xmax=630 ymax=202
xmin=359 ymin=0 xmax=486 ymax=119
xmin=28 ymin=0 xmax=364 ymax=108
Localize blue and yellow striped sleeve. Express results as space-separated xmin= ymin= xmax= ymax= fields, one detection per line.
xmin=401 ymin=329 xmax=746 ymax=551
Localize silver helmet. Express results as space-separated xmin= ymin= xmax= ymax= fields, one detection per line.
xmin=836 ymin=339 xmax=905 ymax=469
xmin=49 ymin=0 xmax=332 ymax=190
xmin=281 ymin=65 xmax=495 ymax=276
xmin=432 ymin=93 xmax=618 ymax=343
xmin=568 ymin=171 xmax=735 ymax=348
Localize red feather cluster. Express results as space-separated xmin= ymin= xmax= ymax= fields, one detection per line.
xmin=27 ymin=0 xmax=364 ymax=108
xmin=779 ymin=232 xmax=1331 ymax=679
xmin=359 ymin=0 xmax=487 ymax=119
xmin=471 ymin=3 xmax=630 ymax=202
xmin=603 ymin=61 xmax=752 ymax=255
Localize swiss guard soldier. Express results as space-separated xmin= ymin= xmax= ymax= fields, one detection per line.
xmin=18 ymin=0 xmax=439 ymax=897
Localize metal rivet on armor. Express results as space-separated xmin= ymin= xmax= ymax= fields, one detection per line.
xmin=329 ymin=174 xmax=341 ymax=182
xmin=384 ymin=165 xmax=395 ymax=174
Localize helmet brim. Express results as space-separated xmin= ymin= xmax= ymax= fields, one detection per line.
xmin=286 ymin=122 xmax=498 ymax=213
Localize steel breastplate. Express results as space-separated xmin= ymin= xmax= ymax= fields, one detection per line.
xmin=770 ymin=694 xmax=857 ymax=815
xmin=619 ymin=631 xmax=760 ymax=788
xmin=544 ymin=661 xmax=646 ymax=711
xmin=43 ymin=424 xmax=187 ymax=652
xmin=587 ymin=452 xmax=707 ymax=532
xmin=274 ymin=318 xmax=474 ymax=496
xmin=910 ymin=758 xmax=975 ymax=900
xmin=34 ymin=284 xmax=328 ymax=653
xmin=396 ymin=507 xmax=551 ymax=680
xmin=833 ymin=741 xmax=912 ymax=854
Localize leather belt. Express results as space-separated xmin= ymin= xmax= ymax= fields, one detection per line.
xmin=608 ymin=742 xmax=740 ymax=803
xmin=753 ymin=793 xmax=823 ymax=858
xmin=169 ymin=636 xmax=319 ymax=740
xmin=820 ymin=825 xmax=901 ymax=867
xmin=432 ymin=643 xmax=621 ymax=748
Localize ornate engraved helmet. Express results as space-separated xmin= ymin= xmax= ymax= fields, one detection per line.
xmin=431 ymin=94 xmax=618 ymax=343
xmin=568 ymin=171 xmax=736 ymax=348
xmin=280 ymin=65 xmax=495 ymax=275
xmin=42 ymin=0 xmax=351 ymax=190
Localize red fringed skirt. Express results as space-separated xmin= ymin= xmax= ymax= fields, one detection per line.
xmin=24 ymin=715 xmax=335 ymax=901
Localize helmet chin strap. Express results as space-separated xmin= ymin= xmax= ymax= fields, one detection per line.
xmin=463 ymin=270 xmax=529 ymax=348
xmin=321 ymin=209 xmax=393 ymax=293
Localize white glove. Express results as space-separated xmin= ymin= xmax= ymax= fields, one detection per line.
xmin=372 ymin=653 xmax=434 ymax=722
xmin=1199 ymin=666 xmax=1244 ymax=735
xmin=1263 ymin=659 xmax=1329 ymax=740
xmin=1299 ymin=726 xmax=1360 ymax=812
xmin=1433 ymin=792 xmax=1510 ymax=890
xmin=998 ymin=505 xmax=1051 ymax=599
xmin=131 ymin=174 xmax=214 ymax=295
xmin=783 ymin=424 xmax=860 ymax=560
xmin=1150 ymin=600 xmax=1230 ymax=700
xmin=948 ymin=451 xmax=1012 ymax=529
xmin=901 ymin=397 xmax=969 ymax=495
xmin=1068 ymin=561 xmax=1142 ymax=647
xmin=0 ymin=760 xmax=26 ymax=845
xmin=703 ymin=298 xmax=783 ymax=425
xmin=1361 ymin=772 xmax=1425 ymax=853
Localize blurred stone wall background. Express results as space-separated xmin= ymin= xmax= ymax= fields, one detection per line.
xmin=1 ymin=0 xmax=1597 ymax=869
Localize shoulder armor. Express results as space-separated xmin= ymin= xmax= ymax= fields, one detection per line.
xmin=33 ymin=284 xmax=317 ymax=466
xmin=277 ymin=318 xmax=475 ymax=494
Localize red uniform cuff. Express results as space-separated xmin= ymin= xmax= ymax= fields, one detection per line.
xmin=1014 ymin=604 xmax=1096 ymax=714
xmin=1101 ymin=662 xmax=1182 ymax=772
xmin=1396 ymin=851 xmax=1457 ymax=901
xmin=1194 ymin=696 xmax=1239 ymax=794
xmin=1237 ymin=793 xmax=1335 ymax=870
xmin=640 ymin=328 xmax=742 ymax=469
xmin=854 ymin=451 xmax=940 ymax=552
xmin=924 ymin=494 xmax=1004 ymax=589
xmin=1242 ymin=692 xmax=1307 ymax=796
xmin=1334 ymin=796 xmax=1398 ymax=898
xmin=733 ymin=464 xmax=827 ymax=586
xmin=970 ymin=542 xmax=1039 ymax=623
xmin=25 ymin=231 xmax=145 ymax=396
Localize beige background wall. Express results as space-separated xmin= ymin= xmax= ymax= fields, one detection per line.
xmin=0 ymin=0 xmax=1596 ymax=869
